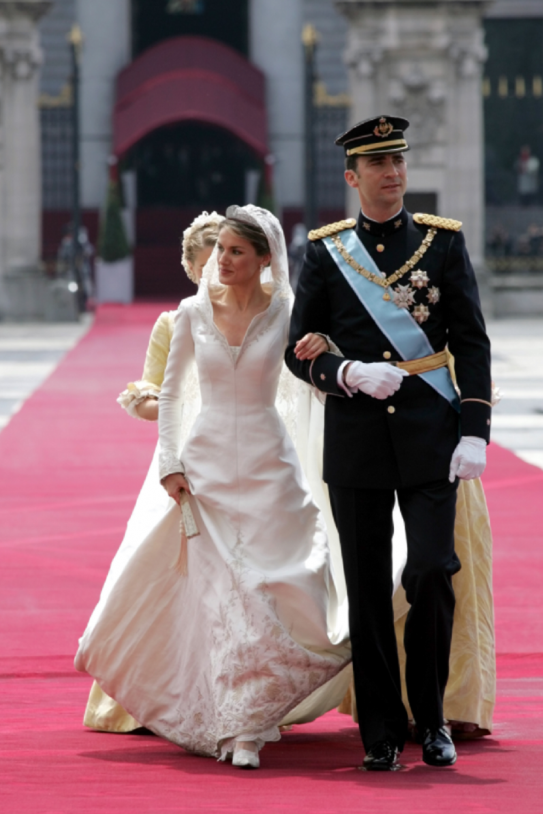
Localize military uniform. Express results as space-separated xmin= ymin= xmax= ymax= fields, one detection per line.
xmin=285 ymin=116 xmax=492 ymax=757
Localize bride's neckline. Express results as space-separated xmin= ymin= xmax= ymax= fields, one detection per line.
xmin=198 ymin=281 xmax=284 ymax=363
xmin=208 ymin=284 xmax=273 ymax=348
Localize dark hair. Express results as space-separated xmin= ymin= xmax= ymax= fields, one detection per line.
xmin=345 ymin=154 xmax=360 ymax=173
xmin=220 ymin=217 xmax=271 ymax=258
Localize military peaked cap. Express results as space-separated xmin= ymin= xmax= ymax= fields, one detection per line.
xmin=336 ymin=115 xmax=410 ymax=157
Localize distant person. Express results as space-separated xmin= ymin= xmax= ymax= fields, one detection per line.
xmin=516 ymin=145 xmax=540 ymax=206
xmin=526 ymin=223 xmax=543 ymax=257
xmin=487 ymin=225 xmax=512 ymax=257
xmin=56 ymin=222 xmax=94 ymax=309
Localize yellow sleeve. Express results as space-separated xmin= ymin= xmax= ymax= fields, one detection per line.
xmin=117 ymin=311 xmax=176 ymax=418
xmin=140 ymin=311 xmax=175 ymax=389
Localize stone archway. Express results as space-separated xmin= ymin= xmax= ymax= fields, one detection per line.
xmin=112 ymin=35 xmax=268 ymax=298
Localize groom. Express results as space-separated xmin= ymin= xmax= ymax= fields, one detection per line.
xmin=285 ymin=116 xmax=491 ymax=769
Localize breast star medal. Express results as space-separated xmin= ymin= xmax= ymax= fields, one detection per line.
xmin=427 ymin=286 xmax=440 ymax=304
xmin=413 ymin=304 xmax=430 ymax=324
xmin=410 ymin=270 xmax=430 ymax=289
xmin=392 ymin=284 xmax=415 ymax=309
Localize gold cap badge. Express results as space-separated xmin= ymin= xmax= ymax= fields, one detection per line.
xmin=374 ymin=118 xmax=394 ymax=138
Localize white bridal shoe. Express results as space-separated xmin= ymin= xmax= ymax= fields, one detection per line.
xmin=232 ymin=741 xmax=260 ymax=769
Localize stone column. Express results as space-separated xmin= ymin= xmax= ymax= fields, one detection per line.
xmin=250 ymin=0 xmax=304 ymax=215
xmin=75 ymin=0 xmax=131 ymax=209
xmin=335 ymin=0 xmax=490 ymax=266
xmin=0 ymin=0 xmax=52 ymax=317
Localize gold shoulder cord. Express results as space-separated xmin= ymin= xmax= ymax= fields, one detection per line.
xmin=308 ymin=219 xmax=357 ymax=241
xmin=330 ymin=228 xmax=438 ymax=290
xmin=413 ymin=213 xmax=462 ymax=232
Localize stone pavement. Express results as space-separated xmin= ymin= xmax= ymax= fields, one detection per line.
xmin=488 ymin=319 xmax=543 ymax=471
xmin=0 ymin=316 xmax=541 ymax=471
xmin=0 ymin=316 xmax=92 ymax=432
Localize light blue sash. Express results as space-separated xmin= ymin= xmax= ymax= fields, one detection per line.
xmin=323 ymin=229 xmax=460 ymax=411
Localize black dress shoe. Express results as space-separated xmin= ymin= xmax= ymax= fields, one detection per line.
xmin=421 ymin=727 xmax=457 ymax=766
xmin=362 ymin=740 xmax=400 ymax=771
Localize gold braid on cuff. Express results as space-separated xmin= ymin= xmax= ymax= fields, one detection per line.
xmin=460 ymin=398 xmax=493 ymax=408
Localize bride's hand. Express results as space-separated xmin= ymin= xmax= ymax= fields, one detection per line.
xmin=162 ymin=472 xmax=191 ymax=504
xmin=294 ymin=333 xmax=330 ymax=361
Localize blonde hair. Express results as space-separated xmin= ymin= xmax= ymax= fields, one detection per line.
xmin=181 ymin=211 xmax=224 ymax=283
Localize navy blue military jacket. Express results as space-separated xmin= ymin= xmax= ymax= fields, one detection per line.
xmin=285 ymin=208 xmax=492 ymax=490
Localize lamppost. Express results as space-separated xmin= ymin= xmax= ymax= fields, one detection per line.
xmin=302 ymin=23 xmax=319 ymax=232
xmin=68 ymin=24 xmax=84 ymax=309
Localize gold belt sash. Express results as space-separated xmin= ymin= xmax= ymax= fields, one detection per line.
xmin=392 ymin=350 xmax=448 ymax=376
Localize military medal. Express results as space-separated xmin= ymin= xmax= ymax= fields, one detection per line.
xmin=413 ymin=304 xmax=430 ymax=324
xmin=410 ymin=270 xmax=430 ymax=289
xmin=329 ymin=228 xmax=441 ymax=320
xmin=392 ymin=284 xmax=415 ymax=309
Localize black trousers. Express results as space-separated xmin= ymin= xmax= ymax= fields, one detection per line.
xmin=328 ymin=478 xmax=460 ymax=752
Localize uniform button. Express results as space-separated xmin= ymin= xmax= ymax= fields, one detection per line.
xmin=320 ymin=373 xmax=326 ymax=380
xmin=383 ymin=351 xmax=392 ymax=360
xmin=376 ymin=244 xmax=385 ymax=253
xmin=387 ymin=405 xmax=396 ymax=414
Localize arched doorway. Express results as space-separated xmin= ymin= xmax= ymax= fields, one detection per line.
xmin=127 ymin=122 xmax=263 ymax=298
xmin=114 ymin=35 xmax=267 ymax=298
xmin=133 ymin=122 xmax=261 ymax=209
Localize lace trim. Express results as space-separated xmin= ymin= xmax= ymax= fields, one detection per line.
xmin=118 ymin=381 xmax=160 ymax=420
xmin=195 ymin=281 xmax=288 ymax=367
xmin=159 ymin=451 xmax=185 ymax=482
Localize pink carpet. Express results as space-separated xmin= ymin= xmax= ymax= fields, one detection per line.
xmin=1 ymin=304 xmax=542 ymax=812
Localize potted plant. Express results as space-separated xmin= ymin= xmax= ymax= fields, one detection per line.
xmin=95 ymin=178 xmax=134 ymax=304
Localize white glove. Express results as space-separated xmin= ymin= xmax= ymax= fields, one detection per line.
xmin=344 ymin=361 xmax=409 ymax=400
xmin=449 ymin=436 xmax=487 ymax=482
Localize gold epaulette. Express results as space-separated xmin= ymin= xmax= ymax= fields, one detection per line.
xmin=413 ymin=213 xmax=462 ymax=232
xmin=308 ymin=218 xmax=357 ymax=241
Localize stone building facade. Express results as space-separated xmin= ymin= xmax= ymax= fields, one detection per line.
xmin=335 ymin=0 xmax=488 ymax=267
xmin=3 ymin=0 xmax=543 ymax=311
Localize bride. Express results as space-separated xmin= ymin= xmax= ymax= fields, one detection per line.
xmin=75 ymin=205 xmax=352 ymax=767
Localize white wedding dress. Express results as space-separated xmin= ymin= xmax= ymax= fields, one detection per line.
xmin=75 ymin=207 xmax=353 ymax=758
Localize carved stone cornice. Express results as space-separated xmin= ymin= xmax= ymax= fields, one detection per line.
xmin=335 ymin=0 xmax=493 ymax=22
xmin=448 ymin=29 xmax=487 ymax=78
xmin=344 ymin=37 xmax=383 ymax=79
xmin=339 ymin=0 xmax=489 ymax=81
xmin=0 ymin=1 xmax=52 ymax=23
xmin=336 ymin=0 xmax=491 ymax=7
xmin=0 ymin=1 xmax=49 ymax=78
xmin=1 ymin=39 xmax=42 ymax=78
